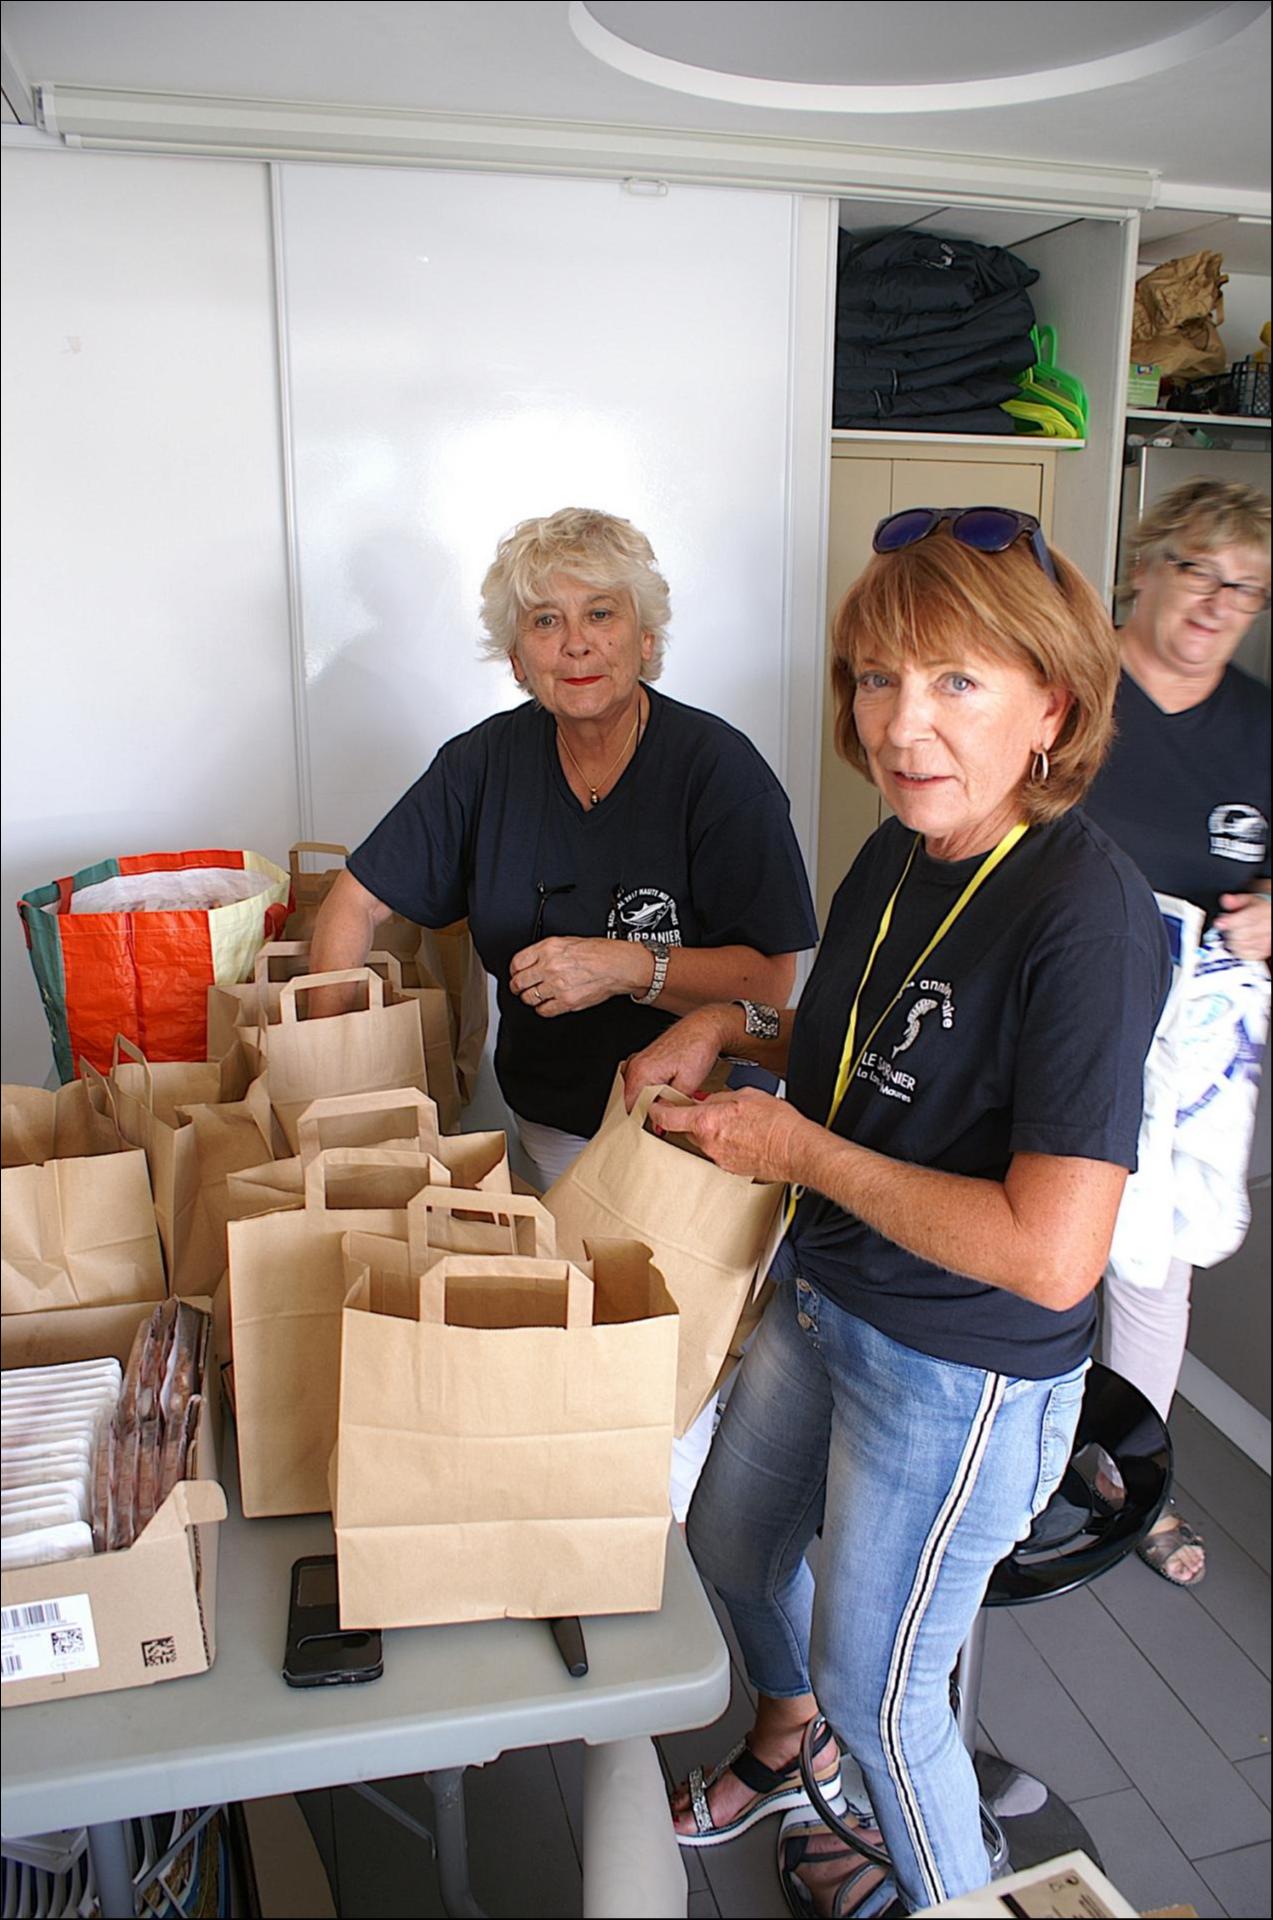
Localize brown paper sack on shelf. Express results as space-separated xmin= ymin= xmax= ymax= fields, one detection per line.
xmin=544 ymin=1075 xmax=782 ymax=1436
xmin=332 ymin=1239 xmax=678 ymax=1628
xmin=263 ymin=968 xmax=428 ymax=1154
xmin=2 ymin=1070 xmax=166 ymax=1316
xmin=228 ymin=1145 xmax=449 ymax=1516
xmin=1131 ymin=250 xmax=1228 ymax=380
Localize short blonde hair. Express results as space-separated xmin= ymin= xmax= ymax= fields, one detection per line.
xmin=479 ymin=508 xmax=671 ymax=681
xmin=830 ymin=529 xmax=1119 ymax=825
xmin=1125 ymin=478 xmax=1271 ymax=582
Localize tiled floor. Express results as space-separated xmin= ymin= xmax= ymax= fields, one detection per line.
xmin=282 ymin=1391 xmax=1270 ymax=1917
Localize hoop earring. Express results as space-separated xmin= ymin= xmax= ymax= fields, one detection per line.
xmin=1031 ymin=748 xmax=1051 ymax=785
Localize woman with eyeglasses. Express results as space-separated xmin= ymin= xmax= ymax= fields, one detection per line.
xmin=309 ymin=506 xmax=818 ymax=1513
xmin=622 ymin=508 xmax=1170 ymax=1917
xmin=1083 ymin=478 xmax=1271 ymax=1588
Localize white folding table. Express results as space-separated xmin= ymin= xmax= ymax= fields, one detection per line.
xmin=2 ymin=1435 xmax=730 ymax=1918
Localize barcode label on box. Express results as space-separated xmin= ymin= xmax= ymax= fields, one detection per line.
xmin=1 ymin=1593 xmax=99 ymax=1681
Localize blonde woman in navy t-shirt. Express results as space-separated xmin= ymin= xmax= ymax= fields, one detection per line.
xmin=1085 ymin=478 xmax=1270 ymax=1588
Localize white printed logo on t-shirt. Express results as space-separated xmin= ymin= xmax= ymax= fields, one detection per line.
xmin=1208 ymin=803 xmax=1268 ymax=864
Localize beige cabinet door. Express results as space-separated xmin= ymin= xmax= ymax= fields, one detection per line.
xmin=818 ymin=455 xmax=892 ymax=920
xmin=817 ymin=448 xmax=1055 ymax=923
xmin=889 ymin=458 xmax=1047 ymax=517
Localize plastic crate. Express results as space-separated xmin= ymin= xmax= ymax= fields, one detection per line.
xmin=1229 ymin=356 xmax=1270 ymax=417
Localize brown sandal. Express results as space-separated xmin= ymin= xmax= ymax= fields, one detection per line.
xmin=1138 ymin=1507 xmax=1206 ymax=1586
xmin=777 ymin=1810 xmax=901 ymax=1919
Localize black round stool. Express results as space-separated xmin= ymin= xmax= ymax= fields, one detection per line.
xmin=952 ymin=1360 xmax=1173 ymax=1872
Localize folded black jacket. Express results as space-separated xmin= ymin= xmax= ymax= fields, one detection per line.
xmin=833 ymin=367 xmax=1023 ymax=421
xmin=833 ymin=404 xmax=1016 ymax=434
xmin=834 ymin=332 xmax=1037 ymax=395
xmin=835 ymin=282 xmax=1039 ymax=350
xmin=836 ymin=227 xmax=1039 ymax=315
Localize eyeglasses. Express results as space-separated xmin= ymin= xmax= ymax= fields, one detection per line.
xmin=1164 ymin=554 xmax=1271 ymax=615
xmin=531 ymin=881 xmax=575 ymax=944
xmin=872 ymin=506 xmax=1060 ymax=589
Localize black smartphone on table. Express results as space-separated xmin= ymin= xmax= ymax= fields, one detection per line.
xmin=283 ymin=1553 xmax=383 ymax=1688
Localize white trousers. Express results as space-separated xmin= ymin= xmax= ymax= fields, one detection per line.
xmin=516 ymin=1112 xmax=718 ymax=1523
xmin=1100 ymin=1255 xmax=1193 ymax=1424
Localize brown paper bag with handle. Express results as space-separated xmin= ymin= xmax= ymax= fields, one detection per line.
xmin=332 ymin=1238 xmax=678 ymax=1628
xmin=206 ymin=943 xmax=459 ymax=1131
xmin=265 ymin=968 xmax=428 ymax=1153
xmin=224 ymin=1088 xmax=510 ymax=1226
xmin=2 ymin=1073 xmax=123 ymax=1167
xmin=2 ymin=1069 xmax=166 ymax=1314
xmin=228 ymin=1145 xmax=451 ymax=1515
xmin=544 ymin=1074 xmax=782 ymax=1436
xmin=280 ymin=845 xmax=485 ymax=1100
xmin=366 ymin=953 xmax=461 ymax=1133
xmin=415 ymin=920 xmax=489 ymax=1104
xmin=282 ymin=842 xmax=424 ymax=960
xmin=405 ymin=1183 xmax=556 ymax=1267
xmin=105 ymin=1035 xmax=269 ymax=1297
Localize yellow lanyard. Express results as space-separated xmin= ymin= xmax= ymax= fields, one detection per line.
xmin=783 ymin=821 xmax=1028 ymax=1228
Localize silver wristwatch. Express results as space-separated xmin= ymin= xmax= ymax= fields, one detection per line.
xmin=632 ymin=943 xmax=670 ymax=1006
xmin=722 ymin=999 xmax=781 ymax=1063
xmin=735 ymin=999 xmax=780 ymax=1041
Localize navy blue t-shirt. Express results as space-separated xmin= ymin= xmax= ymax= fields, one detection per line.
xmin=1085 ymin=666 xmax=1271 ymax=916
xmin=349 ymin=687 xmax=818 ymax=1135
xmin=780 ymin=811 xmax=1170 ymax=1378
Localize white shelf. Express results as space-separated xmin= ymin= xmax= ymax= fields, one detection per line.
xmin=1126 ymin=408 xmax=1269 ymax=429
xmin=831 ymin=428 xmax=1086 ymax=449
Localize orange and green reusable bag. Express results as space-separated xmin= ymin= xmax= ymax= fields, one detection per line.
xmin=18 ymin=849 xmax=290 ymax=1082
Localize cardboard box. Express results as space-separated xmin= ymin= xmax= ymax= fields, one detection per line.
xmin=1127 ymin=361 xmax=1163 ymax=406
xmin=1 ymin=1299 xmax=226 ymax=1707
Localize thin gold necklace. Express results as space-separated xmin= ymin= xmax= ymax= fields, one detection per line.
xmin=558 ymin=702 xmax=643 ymax=807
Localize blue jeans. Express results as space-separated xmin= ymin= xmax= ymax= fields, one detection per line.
xmin=687 ymin=1275 xmax=1086 ymax=1913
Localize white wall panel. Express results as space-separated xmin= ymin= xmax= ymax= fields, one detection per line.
xmin=1 ymin=148 xmax=297 ymax=1084
xmin=276 ymin=164 xmax=801 ymax=849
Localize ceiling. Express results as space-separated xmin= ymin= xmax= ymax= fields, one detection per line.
xmin=2 ymin=1 xmax=1270 ymax=213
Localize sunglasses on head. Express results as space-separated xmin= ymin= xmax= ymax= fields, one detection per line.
xmin=872 ymin=506 xmax=1060 ymax=588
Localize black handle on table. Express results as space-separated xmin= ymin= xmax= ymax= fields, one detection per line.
xmin=549 ymin=1615 xmax=588 ymax=1678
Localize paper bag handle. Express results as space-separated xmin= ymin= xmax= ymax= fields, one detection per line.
xmin=253 ymin=940 xmax=313 ymax=991
xmin=610 ymin=1077 xmax=691 ymax=1133
xmin=303 ymin=1144 xmax=434 ymax=1211
xmin=110 ymin=1034 xmax=155 ymax=1110
xmin=297 ymin=1087 xmax=441 ymax=1168
xmin=406 ymin=1186 xmax=556 ymax=1267
xmin=366 ymin=950 xmax=405 ymax=994
xmin=277 ymin=968 xmax=385 ymax=1022
xmin=417 ymin=1257 xmax=591 ymax=1328
xmin=78 ymin=1055 xmax=120 ymax=1129
xmin=288 ymin=841 xmax=349 ymax=882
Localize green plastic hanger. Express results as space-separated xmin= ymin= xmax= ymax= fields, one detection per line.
xmin=1024 ymin=325 xmax=1089 ymax=427
xmin=1002 ymin=397 xmax=1083 ymax=438
xmin=1013 ymin=374 xmax=1086 ymax=435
